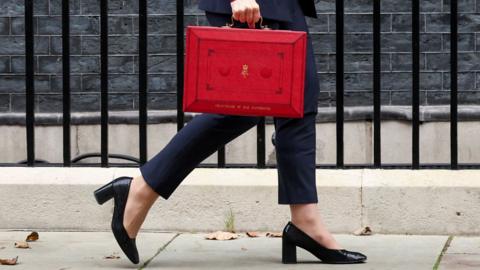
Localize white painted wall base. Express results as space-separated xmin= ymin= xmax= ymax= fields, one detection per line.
xmin=0 ymin=167 xmax=479 ymax=235
xmin=3 ymin=120 xmax=480 ymax=165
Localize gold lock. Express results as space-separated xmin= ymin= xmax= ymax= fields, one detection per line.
xmin=241 ymin=64 xmax=249 ymax=79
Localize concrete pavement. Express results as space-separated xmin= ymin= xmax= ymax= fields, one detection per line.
xmin=1 ymin=231 xmax=477 ymax=269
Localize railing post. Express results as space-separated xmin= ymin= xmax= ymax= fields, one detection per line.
xmin=176 ymin=0 xmax=185 ymax=131
xmin=336 ymin=0 xmax=345 ymax=168
xmin=412 ymin=0 xmax=420 ymax=169
xmin=218 ymin=147 xmax=226 ymax=168
xmin=62 ymin=0 xmax=72 ymax=166
xmin=139 ymin=0 xmax=148 ymax=165
xmin=257 ymin=117 xmax=266 ymax=168
xmin=25 ymin=0 xmax=35 ymax=166
xmin=100 ymin=0 xmax=109 ymax=167
xmin=373 ymin=0 xmax=381 ymax=167
xmin=450 ymin=0 xmax=458 ymax=169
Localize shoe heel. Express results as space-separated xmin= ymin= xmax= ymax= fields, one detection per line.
xmin=282 ymin=236 xmax=297 ymax=264
xmin=94 ymin=183 xmax=114 ymax=205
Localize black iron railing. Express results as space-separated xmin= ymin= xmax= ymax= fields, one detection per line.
xmin=3 ymin=0 xmax=471 ymax=169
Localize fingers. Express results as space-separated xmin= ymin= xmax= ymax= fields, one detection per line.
xmin=245 ymin=7 xmax=253 ymax=25
xmin=245 ymin=6 xmax=255 ymax=28
xmin=232 ymin=10 xmax=240 ymax=21
xmin=253 ymin=9 xmax=261 ymax=25
xmin=231 ymin=0 xmax=261 ymax=27
xmin=237 ymin=7 xmax=246 ymax=23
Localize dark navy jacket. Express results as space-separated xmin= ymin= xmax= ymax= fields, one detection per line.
xmin=198 ymin=0 xmax=317 ymax=22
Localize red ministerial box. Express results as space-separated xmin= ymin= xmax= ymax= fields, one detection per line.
xmin=183 ymin=26 xmax=307 ymax=118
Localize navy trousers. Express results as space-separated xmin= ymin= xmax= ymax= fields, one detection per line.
xmin=139 ymin=1 xmax=320 ymax=204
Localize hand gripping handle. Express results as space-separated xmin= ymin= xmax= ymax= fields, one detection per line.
xmin=223 ymin=16 xmax=270 ymax=30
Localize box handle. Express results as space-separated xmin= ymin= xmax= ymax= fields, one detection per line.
xmin=224 ymin=16 xmax=271 ymax=30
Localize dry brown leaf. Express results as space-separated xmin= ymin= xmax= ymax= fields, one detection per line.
xmin=104 ymin=254 xmax=120 ymax=259
xmin=246 ymin=231 xmax=259 ymax=238
xmin=0 ymin=256 xmax=18 ymax=265
xmin=0 ymin=246 xmax=5 ymax=250
xmin=205 ymin=231 xmax=238 ymax=240
xmin=14 ymin=241 xmax=30 ymax=249
xmin=241 ymin=247 xmax=248 ymax=251
xmin=265 ymin=232 xmax=282 ymax=238
xmin=26 ymin=231 xmax=39 ymax=242
xmin=353 ymin=226 xmax=372 ymax=236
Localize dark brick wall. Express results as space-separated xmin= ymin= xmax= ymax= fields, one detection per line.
xmin=0 ymin=0 xmax=479 ymax=112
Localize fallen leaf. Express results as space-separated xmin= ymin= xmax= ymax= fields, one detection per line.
xmin=353 ymin=226 xmax=372 ymax=236
xmin=104 ymin=251 xmax=120 ymax=259
xmin=246 ymin=231 xmax=259 ymax=238
xmin=14 ymin=241 xmax=30 ymax=249
xmin=241 ymin=247 xmax=248 ymax=251
xmin=0 ymin=246 xmax=5 ymax=250
xmin=266 ymin=232 xmax=282 ymax=238
xmin=205 ymin=231 xmax=238 ymax=240
xmin=26 ymin=231 xmax=39 ymax=242
xmin=0 ymin=256 xmax=18 ymax=265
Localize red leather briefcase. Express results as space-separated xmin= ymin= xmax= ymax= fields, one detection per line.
xmin=183 ymin=24 xmax=307 ymax=118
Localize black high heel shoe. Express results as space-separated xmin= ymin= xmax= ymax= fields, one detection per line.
xmin=93 ymin=176 xmax=140 ymax=264
xmin=282 ymin=221 xmax=367 ymax=264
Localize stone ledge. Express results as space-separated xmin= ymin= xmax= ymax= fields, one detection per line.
xmin=0 ymin=167 xmax=479 ymax=235
xmin=2 ymin=105 xmax=480 ymax=126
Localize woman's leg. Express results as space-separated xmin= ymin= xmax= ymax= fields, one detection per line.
xmin=122 ymin=11 xmax=275 ymax=238
xmin=123 ymin=174 xmax=157 ymax=238
xmin=123 ymin=114 xmax=261 ymax=237
xmin=275 ymin=112 xmax=342 ymax=249
xmin=275 ymin=1 xmax=343 ymax=249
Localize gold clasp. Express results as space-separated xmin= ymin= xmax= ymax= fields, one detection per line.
xmin=241 ymin=64 xmax=249 ymax=79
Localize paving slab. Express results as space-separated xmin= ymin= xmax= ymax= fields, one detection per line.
xmin=0 ymin=231 xmax=176 ymax=269
xmin=439 ymin=237 xmax=480 ymax=270
xmin=146 ymin=233 xmax=447 ymax=270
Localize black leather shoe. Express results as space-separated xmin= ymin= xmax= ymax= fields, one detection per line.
xmin=93 ymin=176 xmax=140 ymax=264
xmin=282 ymin=221 xmax=367 ymax=264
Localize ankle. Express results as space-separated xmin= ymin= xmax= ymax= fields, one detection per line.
xmin=131 ymin=176 xmax=158 ymax=203
xmin=291 ymin=215 xmax=318 ymax=227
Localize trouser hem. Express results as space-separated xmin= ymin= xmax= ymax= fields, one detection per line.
xmin=278 ymin=197 xmax=319 ymax=205
xmin=139 ymin=164 xmax=172 ymax=200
